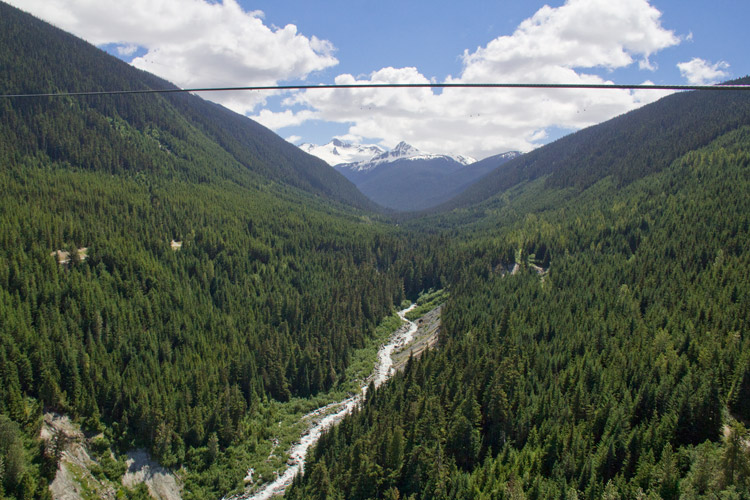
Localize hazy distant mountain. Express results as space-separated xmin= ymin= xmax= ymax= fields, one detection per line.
xmin=299 ymin=139 xmax=385 ymax=166
xmin=331 ymin=141 xmax=516 ymax=212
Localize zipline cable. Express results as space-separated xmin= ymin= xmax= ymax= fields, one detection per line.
xmin=2 ymin=82 xmax=750 ymax=99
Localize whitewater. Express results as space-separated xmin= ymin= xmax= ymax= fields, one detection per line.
xmin=228 ymin=304 xmax=418 ymax=500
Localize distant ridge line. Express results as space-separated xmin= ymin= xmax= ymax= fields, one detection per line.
xmin=3 ymin=82 xmax=750 ymax=99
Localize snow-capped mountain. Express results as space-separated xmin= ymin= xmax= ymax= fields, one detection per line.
xmin=299 ymin=139 xmax=385 ymax=166
xmin=300 ymin=138 xmax=519 ymax=212
xmin=340 ymin=141 xmax=476 ymax=172
xmin=331 ymin=142 xmax=520 ymax=212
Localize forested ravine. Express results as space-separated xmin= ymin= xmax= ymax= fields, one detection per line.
xmin=230 ymin=304 xmax=419 ymax=500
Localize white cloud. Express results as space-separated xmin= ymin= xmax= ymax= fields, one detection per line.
xmin=285 ymin=135 xmax=302 ymax=144
xmin=7 ymin=0 xmax=337 ymax=114
xmin=251 ymin=109 xmax=319 ymax=130
xmin=458 ymin=0 xmax=678 ymax=82
xmin=334 ymin=133 xmax=367 ymax=144
xmin=116 ymin=44 xmax=139 ymax=56
xmin=677 ymin=58 xmax=730 ymax=85
xmin=265 ymin=0 xmax=680 ymax=158
xmin=10 ymin=0 xmax=684 ymax=159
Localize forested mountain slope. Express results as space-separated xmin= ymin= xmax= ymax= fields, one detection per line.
xmin=289 ymin=127 xmax=750 ymax=497
xmin=0 ymin=2 xmax=376 ymax=211
xmin=3 ymin=2 xmax=750 ymax=499
xmin=434 ymin=76 xmax=750 ymax=213
xmin=0 ymin=4 xmax=448 ymax=498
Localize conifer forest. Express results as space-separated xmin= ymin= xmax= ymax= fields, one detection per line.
xmin=1 ymin=2 xmax=750 ymax=499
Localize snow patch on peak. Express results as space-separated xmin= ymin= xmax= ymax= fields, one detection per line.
xmin=342 ymin=142 xmax=477 ymax=172
xmin=451 ymin=154 xmax=477 ymax=166
xmin=368 ymin=142 xmax=422 ymax=164
xmin=302 ymin=138 xmax=477 ymax=172
xmin=393 ymin=141 xmax=420 ymax=156
xmin=299 ymin=140 xmax=385 ymax=166
xmin=497 ymin=151 xmax=522 ymax=160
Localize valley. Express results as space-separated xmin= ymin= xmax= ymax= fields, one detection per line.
xmin=34 ymin=304 xmax=443 ymax=500
xmin=1 ymin=2 xmax=750 ymax=500
xmin=233 ymin=304 xmax=435 ymax=500
xmin=301 ymin=139 xmax=519 ymax=212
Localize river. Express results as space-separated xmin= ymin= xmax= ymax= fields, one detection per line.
xmin=228 ymin=304 xmax=418 ymax=500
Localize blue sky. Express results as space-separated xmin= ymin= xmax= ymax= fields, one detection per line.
xmin=10 ymin=0 xmax=749 ymax=160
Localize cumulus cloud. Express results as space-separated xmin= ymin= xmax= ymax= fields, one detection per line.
xmin=251 ymin=108 xmax=319 ymax=129
xmin=677 ymin=58 xmax=730 ymax=85
xmin=11 ymin=0 xmax=684 ymax=159
xmin=8 ymin=0 xmax=337 ymax=114
xmin=257 ymin=0 xmax=680 ymax=158
xmin=458 ymin=0 xmax=678 ymax=81
xmin=116 ymin=44 xmax=139 ymax=56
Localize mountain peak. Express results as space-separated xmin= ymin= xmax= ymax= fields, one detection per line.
xmin=332 ymin=145 xmax=515 ymax=211
xmin=370 ymin=142 xmax=423 ymax=163
xmin=392 ymin=141 xmax=420 ymax=155
xmin=334 ymin=141 xmax=477 ymax=174
xmin=300 ymin=140 xmax=385 ymax=166
xmin=300 ymin=138 xmax=478 ymax=172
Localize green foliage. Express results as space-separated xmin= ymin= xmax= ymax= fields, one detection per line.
xmin=3 ymin=3 xmax=750 ymax=500
xmin=0 ymin=4 xmax=450 ymax=498
xmin=87 ymin=437 xmax=127 ymax=483
xmin=0 ymin=415 xmax=28 ymax=496
xmin=405 ymin=288 xmax=448 ymax=320
xmin=122 ymin=483 xmax=152 ymax=500
xmin=0 ymin=415 xmax=49 ymax=500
